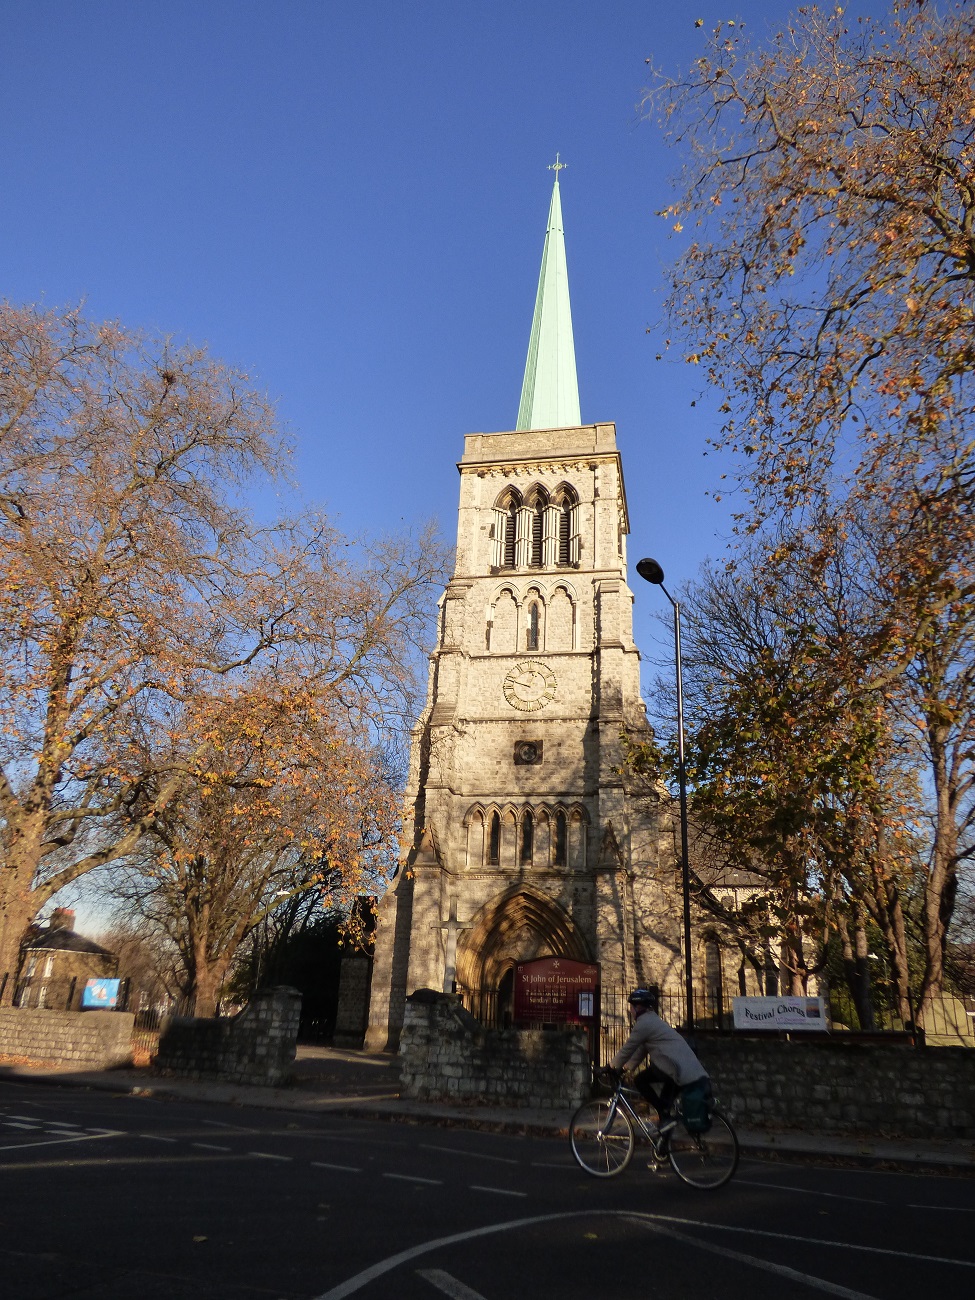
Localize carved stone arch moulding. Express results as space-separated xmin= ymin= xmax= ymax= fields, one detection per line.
xmin=492 ymin=580 xmax=560 ymax=605
xmin=455 ymin=885 xmax=593 ymax=991
xmin=462 ymin=803 xmax=487 ymax=828
xmin=490 ymin=582 xmax=521 ymax=604
xmin=552 ymin=480 xmax=580 ymax=505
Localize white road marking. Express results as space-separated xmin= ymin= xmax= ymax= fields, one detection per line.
xmin=417 ymin=1268 xmax=489 ymax=1299
xmin=0 ymin=1153 xmax=252 ymax=1172
xmin=3 ymin=1122 xmax=39 ymax=1130
xmin=469 ymin=1185 xmax=527 ymax=1198
xmin=644 ymin=1211 xmax=975 ymax=1269
xmin=626 ymin=1213 xmax=876 ymax=1300
xmin=313 ymin=1213 xmax=570 ymax=1298
xmin=908 ymin=1203 xmax=975 ymax=1214
xmin=249 ymin=1151 xmax=292 ymax=1161
xmin=312 ymin=1161 xmax=362 ymax=1173
xmin=141 ymin=1134 xmax=177 ymax=1142
xmin=312 ymin=1206 xmax=975 ymax=1300
xmin=418 ymin=1143 xmax=518 ymax=1165
xmin=529 ymin=1160 xmax=575 ymax=1169
xmin=737 ymin=1178 xmax=885 ymax=1205
xmin=6 ymin=1114 xmax=44 ymax=1122
xmin=193 ymin=1142 xmax=231 ymax=1151
xmin=382 ymin=1172 xmax=442 ymax=1185
xmin=0 ymin=1130 xmax=122 ymax=1154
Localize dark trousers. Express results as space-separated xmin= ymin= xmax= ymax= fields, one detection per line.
xmin=633 ymin=1063 xmax=677 ymax=1116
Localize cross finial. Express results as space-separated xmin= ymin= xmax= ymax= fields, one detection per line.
xmin=549 ymin=153 xmax=567 ymax=180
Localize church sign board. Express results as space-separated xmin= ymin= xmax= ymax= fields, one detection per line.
xmin=513 ymin=957 xmax=599 ymax=1025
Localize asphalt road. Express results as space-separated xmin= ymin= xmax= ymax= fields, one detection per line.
xmin=0 ymin=1080 xmax=973 ymax=1299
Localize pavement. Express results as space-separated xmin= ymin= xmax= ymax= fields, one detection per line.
xmin=2 ymin=1041 xmax=973 ymax=1175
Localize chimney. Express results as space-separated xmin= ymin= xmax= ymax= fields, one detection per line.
xmin=49 ymin=908 xmax=75 ymax=932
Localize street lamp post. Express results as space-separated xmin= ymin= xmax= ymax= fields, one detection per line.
xmin=636 ymin=557 xmax=695 ymax=1031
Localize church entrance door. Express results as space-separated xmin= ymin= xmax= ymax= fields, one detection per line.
xmin=454 ymin=888 xmax=592 ymax=1034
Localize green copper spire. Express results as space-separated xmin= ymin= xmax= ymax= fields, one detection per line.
xmin=516 ymin=159 xmax=581 ymax=431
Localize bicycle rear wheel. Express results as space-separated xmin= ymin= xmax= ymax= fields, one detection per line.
xmin=667 ymin=1108 xmax=739 ymax=1189
xmin=569 ymin=1100 xmax=635 ymax=1177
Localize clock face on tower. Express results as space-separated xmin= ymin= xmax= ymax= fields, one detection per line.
xmin=503 ymin=661 xmax=557 ymax=712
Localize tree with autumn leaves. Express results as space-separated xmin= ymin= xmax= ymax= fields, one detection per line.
xmin=642 ymin=4 xmax=974 ymax=1017
xmin=0 ymin=303 xmax=447 ymax=1002
xmin=659 ymin=531 xmax=925 ymax=1023
xmin=111 ymin=681 xmax=399 ymax=1016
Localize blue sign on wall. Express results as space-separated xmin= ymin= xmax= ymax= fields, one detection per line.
xmin=82 ymin=978 xmax=120 ymax=1009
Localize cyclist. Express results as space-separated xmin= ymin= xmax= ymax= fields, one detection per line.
xmin=609 ymin=988 xmax=710 ymax=1121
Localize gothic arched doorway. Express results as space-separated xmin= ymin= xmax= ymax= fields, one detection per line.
xmin=455 ymin=887 xmax=592 ymax=1027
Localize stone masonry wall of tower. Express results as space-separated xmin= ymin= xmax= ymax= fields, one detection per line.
xmin=363 ymin=422 xmax=683 ymax=1052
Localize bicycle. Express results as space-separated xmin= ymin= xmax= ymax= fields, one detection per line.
xmin=569 ymin=1070 xmax=739 ymax=1189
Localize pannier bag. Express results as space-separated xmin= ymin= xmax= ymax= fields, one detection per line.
xmin=679 ymin=1078 xmax=713 ymax=1134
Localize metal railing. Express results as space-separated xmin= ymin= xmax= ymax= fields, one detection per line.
xmin=457 ymin=982 xmax=975 ymax=1056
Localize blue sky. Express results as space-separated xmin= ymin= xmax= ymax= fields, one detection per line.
xmin=2 ymin=1 xmax=822 ymax=666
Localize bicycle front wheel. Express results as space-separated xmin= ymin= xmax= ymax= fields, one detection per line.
xmin=569 ymin=1100 xmax=635 ymax=1177
xmin=667 ymin=1108 xmax=739 ymax=1189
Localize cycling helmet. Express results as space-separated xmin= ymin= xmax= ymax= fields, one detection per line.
xmin=628 ymin=987 xmax=659 ymax=1010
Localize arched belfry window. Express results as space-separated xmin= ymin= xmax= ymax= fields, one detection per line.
xmin=488 ymin=812 xmax=501 ymax=865
xmin=492 ymin=490 xmax=522 ymax=570
xmin=494 ymin=487 xmax=567 ymax=570
xmin=505 ymin=501 xmax=520 ymax=567
xmin=520 ymin=810 xmax=534 ymax=866
xmin=525 ymin=487 xmax=549 ymax=567
xmin=526 ymin=600 xmax=540 ymax=651
xmin=555 ymin=486 xmax=581 ymax=566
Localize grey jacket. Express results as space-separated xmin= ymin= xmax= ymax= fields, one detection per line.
xmin=610 ymin=1009 xmax=708 ymax=1086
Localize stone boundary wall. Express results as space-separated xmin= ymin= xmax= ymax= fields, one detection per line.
xmin=399 ymin=995 xmax=590 ymax=1109
xmin=155 ymin=986 xmax=301 ymax=1087
xmin=697 ymin=1035 xmax=975 ymax=1139
xmin=0 ymin=1008 xmax=134 ymax=1069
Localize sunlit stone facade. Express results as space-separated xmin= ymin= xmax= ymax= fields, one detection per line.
xmin=363 ymin=422 xmax=683 ymax=1051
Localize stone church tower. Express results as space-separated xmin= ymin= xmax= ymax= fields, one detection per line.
xmin=363 ymin=171 xmax=682 ymax=1051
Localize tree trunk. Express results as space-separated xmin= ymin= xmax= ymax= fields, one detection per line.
xmin=185 ymin=934 xmax=231 ymax=1019
xmin=0 ymin=868 xmax=40 ymax=1006
xmin=919 ymin=724 xmax=958 ymax=1017
xmin=881 ymin=884 xmax=912 ymax=1025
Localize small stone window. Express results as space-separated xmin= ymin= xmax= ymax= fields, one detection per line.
xmin=488 ymin=812 xmax=501 ymax=865
xmin=553 ymin=810 xmax=567 ymax=866
xmin=514 ymin=740 xmax=543 ymax=765
xmin=520 ymin=810 xmax=534 ymax=866
xmin=526 ymin=601 xmax=539 ymax=650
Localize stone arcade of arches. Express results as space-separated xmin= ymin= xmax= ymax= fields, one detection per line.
xmin=465 ymin=803 xmax=588 ymax=871
xmin=486 ymin=580 xmax=577 ymax=654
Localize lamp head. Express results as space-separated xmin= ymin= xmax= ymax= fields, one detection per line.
xmin=636 ymin=557 xmax=665 ymax=586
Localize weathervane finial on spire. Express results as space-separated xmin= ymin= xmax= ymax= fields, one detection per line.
xmin=549 ymin=153 xmax=567 ymax=180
